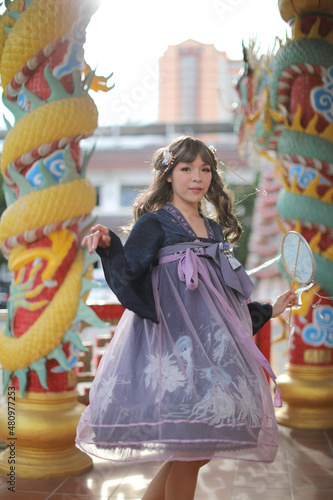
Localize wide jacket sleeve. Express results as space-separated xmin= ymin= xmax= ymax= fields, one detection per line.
xmin=96 ymin=213 xmax=165 ymax=323
xmin=247 ymin=301 xmax=273 ymax=335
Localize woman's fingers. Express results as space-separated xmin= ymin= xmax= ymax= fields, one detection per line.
xmin=86 ymin=234 xmax=95 ymax=253
xmin=90 ymin=224 xmax=109 ymax=235
xmin=101 ymin=232 xmax=111 ymax=246
xmin=285 ymin=289 xmax=298 ymax=306
xmin=271 ymin=289 xmax=299 ymax=317
xmin=81 ymin=235 xmax=89 ymax=247
xmin=81 ymin=227 xmax=111 ymax=252
xmin=91 ymin=232 xmax=100 ymax=252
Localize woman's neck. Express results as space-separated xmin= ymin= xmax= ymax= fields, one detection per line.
xmin=169 ymin=199 xmax=201 ymax=220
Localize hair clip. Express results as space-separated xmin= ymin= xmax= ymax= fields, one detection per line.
xmin=209 ymin=145 xmax=267 ymax=196
xmin=161 ymin=148 xmax=175 ymax=173
xmin=209 ymin=145 xmax=219 ymax=163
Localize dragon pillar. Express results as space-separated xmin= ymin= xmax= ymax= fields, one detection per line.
xmin=0 ymin=0 xmax=108 ymax=477
xmin=273 ymin=0 xmax=333 ymax=428
xmin=236 ymin=1 xmax=333 ymax=428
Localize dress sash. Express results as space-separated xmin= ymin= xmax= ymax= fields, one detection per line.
xmin=158 ymin=241 xmax=254 ymax=300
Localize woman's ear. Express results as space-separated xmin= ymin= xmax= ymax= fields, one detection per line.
xmin=166 ymin=175 xmax=172 ymax=183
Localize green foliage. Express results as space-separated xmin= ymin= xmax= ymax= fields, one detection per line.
xmin=232 ymin=175 xmax=259 ymax=266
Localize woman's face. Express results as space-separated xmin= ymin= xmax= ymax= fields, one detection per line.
xmin=167 ymin=154 xmax=212 ymax=209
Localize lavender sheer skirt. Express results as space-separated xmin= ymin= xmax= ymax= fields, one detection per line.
xmin=76 ymin=242 xmax=279 ymax=463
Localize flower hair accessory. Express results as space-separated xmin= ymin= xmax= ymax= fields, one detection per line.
xmin=209 ymin=145 xmax=219 ymax=165
xmin=161 ymin=148 xmax=175 ymax=173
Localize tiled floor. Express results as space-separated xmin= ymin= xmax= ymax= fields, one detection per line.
xmin=0 ymin=426 xmax=332 ymax=499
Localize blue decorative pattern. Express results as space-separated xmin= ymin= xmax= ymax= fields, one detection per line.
xmin=302 ymin=306 xmax=333 ymax=347
xmin=310 ymin=66 xmax=333 ymax=122
xmin=26 ymin=150 xmax=65 ymax=187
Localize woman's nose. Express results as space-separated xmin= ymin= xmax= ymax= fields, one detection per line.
xmin=192 ymin=171 xmax=201 ymax=182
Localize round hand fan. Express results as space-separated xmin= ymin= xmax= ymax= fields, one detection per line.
xmin=281 ymin=231 xmax=315 ymax=285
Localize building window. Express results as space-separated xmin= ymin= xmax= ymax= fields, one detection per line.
xmin=180 ymin=52 xmax=199 ymax=121
xmin=120 ymin=185 xmax=145 ymax=207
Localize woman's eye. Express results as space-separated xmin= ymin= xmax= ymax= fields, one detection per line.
xmin=181 ymin=167 xmax=190 ymax=171
xmin=203 ymin=168 xmax=211 ymax=172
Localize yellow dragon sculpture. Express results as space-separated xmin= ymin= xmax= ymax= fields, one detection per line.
xmin=0 ymin=0 xmax=111 ymax=395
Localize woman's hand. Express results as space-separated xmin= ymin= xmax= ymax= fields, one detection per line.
xmin=81 ymin=224 xmax=111 ymax=253
xmin=271 ymin=289 xmax=299 ymax=318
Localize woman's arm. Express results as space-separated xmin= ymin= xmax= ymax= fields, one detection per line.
xmin=248 ymin=290 xmax=298 ymax=335
xmin=247 ymin=302 xmax=273 ymax=335
xmin=82 ymin=214 xmax=165 ymax=323
xmin=81 ymin=224 xmax=111 ymax=252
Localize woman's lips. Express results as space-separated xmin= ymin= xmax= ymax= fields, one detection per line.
xmin=189 ymin=188 xmax=202 ymax=193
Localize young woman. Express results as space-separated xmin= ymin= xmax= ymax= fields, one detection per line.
xmin=76 ymin=136 xmax=297 ymax=500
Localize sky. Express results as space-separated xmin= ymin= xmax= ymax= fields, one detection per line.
xmin=0 ymin=0 xmax=291 ymax=128
xmin=84 ymin=0 xmax=291 ymax=126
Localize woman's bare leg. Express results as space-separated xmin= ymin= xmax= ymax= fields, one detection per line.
xmin=142 ymin=459 xmax=210 ymax=500
xmin=142 ymin=461 xmax=173 ymax=500
xmin=165 ymin=460 xmax=209 ymax=500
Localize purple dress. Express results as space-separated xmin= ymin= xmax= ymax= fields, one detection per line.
xmin=76 ymin=204 xmax=280 ymax=463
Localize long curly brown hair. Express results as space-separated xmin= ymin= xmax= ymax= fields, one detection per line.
xmin=132 ymin=136 xmax=242 ymax=243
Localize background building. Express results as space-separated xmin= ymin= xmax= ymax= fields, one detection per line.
xmin=159 ymin=39 xmax=242 ymax=123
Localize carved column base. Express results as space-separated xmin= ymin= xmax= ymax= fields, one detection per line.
xmin=0 ymin=390 xmax=92 ymax=478
xmin=276 ymin=364 xmax=333 ymax=429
